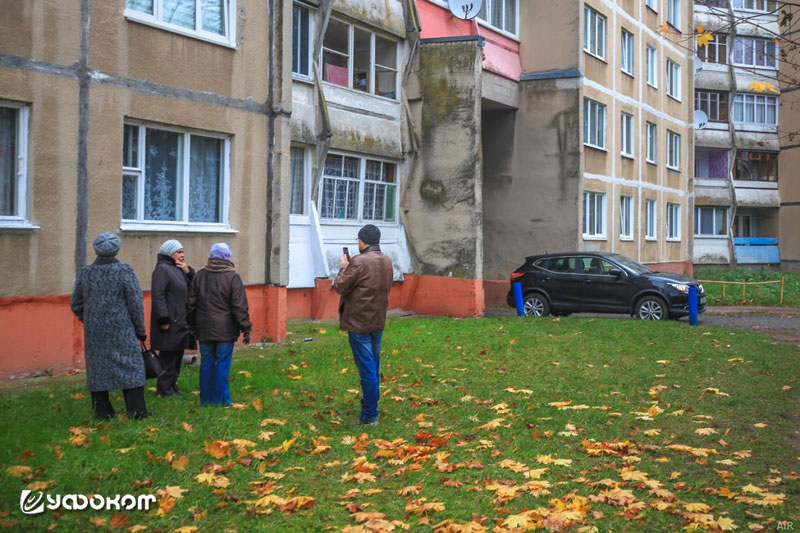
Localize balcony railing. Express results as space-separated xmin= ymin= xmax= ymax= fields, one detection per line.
xmin=734 ymin=237 xmax=780 ymax=264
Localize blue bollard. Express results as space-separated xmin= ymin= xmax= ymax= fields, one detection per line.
xmin=513 ymin=282 xmax=526 ymax=317
xmin=689 ymin=286 xmax=698 ymax=326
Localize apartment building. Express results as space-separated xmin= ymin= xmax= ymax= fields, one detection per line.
xmin=778 ymin=4 xmax=800 ymax=272
xmin=693 ymin=0 xmax=782 ymax=266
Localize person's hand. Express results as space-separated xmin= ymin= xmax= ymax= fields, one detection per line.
xmin=175 ymin=259 xmax=190 ymax=274
xmin=160 ymin=324 xmax=169 ymax=330
xmin=339 ymin=254 xmax=350 ymax=270
xmin=137 ymin=334 xmax=147 ymax=342
xmin=242 ymin=331 xmax=251 ymax=345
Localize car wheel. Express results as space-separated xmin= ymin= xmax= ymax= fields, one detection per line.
xmin=636 ymin=295 xmax=667 ymax=321
xmin=523 ymin=293 xmax=550 ymax=317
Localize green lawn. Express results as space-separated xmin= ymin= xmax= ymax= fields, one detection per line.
xmin=695 ymin=268 xmax=800 ymax=307
xmin=1 ymin=316 xmax=799 ymax=531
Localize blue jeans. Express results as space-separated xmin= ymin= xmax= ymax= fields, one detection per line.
xmin=199 ymin=341 xmax=234 ymax=406
xmin=348 ymin=331 xmax=382 ymax=421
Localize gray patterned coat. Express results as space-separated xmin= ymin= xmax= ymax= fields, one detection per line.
xmin=70 ymin=259 xmax=146 ymax=391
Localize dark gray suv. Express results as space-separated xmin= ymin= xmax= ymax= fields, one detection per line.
xmin=506 ymin=252 xmax=706 ymax=320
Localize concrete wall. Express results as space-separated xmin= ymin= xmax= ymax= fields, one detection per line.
xmin=405 ymin=40 xmax=484 ymax=279
xmin=482 ymin=77 xmax=582 ymax=279
xmin=779 ymin=7 xmax=800 ymax=271
xmin=519 ymin=1 xmax=578 ymax=75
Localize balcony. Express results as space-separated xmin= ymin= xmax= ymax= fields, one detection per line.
xmin=734 ymin=237 xmax=780 ymax=264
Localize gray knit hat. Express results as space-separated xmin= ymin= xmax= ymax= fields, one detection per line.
xmin=93 ymin=232 xmax=121 ymax=257
xmin=159 ymin=239 xmax=183 ymax=257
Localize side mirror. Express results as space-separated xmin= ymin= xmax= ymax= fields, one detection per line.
xmin=608 ymin=268 xmax=623 ymax=277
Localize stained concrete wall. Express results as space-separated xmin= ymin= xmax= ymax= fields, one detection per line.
xmin=405 ymin=40 xmax=483 ymax=279
xmin=779 ymin=7 xmax=800 ymax=271
xmin=482 ymin=77 xmax=583 ymax=279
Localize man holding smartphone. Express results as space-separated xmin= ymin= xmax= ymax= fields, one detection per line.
xmin=334 ymin=224 xmax=394 ymax=426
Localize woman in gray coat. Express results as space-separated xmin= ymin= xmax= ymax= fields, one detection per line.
xmin=150 ymin=239 xmax=194 ymax=397
xmin=70 ymin=232 xmax=149 ymax=420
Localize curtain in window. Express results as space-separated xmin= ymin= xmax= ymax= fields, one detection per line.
xmin=289 ymin=147 xmax=305 ymax=215
xmin=189 ymin=136 xmax=221 ymax=223
xmin=126 ymin=0 xmax=154 ymax=14
xmin=144 ymin=129 xmax=180 ymax=221
xmin=201 ymin=0 xmax=225 ymax=34
xmin=504 ymin=0 xmax=516 ymax=32
xmin=0 ymin=108 xmax=16 ymax=216
xmin=122 ymin=174 xmax=138 ymax=220
xmin=163 ymin=0 xmax=195 ymax=30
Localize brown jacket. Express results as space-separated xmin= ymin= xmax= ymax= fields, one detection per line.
xmin=187 ymin=258 xmax=251 ymax=342
xmin=334 ymin=246 xmax=393 ymax=334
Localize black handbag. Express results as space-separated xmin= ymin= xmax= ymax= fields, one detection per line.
xmin=140 ymin=341 xmax=164 ymax=380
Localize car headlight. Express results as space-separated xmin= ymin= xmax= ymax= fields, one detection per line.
xmin=698 ymin=284 xmax=704 ymax=294
xmin=668 ymin=282 xmax=689 ymax=293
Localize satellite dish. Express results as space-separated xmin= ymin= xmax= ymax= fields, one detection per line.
xmin=693 ymin=109 xmax=708 ymax=130
xmin=448 ymin=0 xmax=483 ymax=20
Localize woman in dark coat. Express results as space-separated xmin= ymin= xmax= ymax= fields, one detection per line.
xmin=70 ymin=232 xmax=149 ymax=420
xmin=150 ymin=239 xmax=194 ymax=397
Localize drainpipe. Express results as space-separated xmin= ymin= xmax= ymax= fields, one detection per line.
xmin=75 ymin=0 xmax=90 ymax=275
xmin=725 ymin=1 xmax=739 ymax=266
xmin=265 ymin=0 xmax=275 ymax=284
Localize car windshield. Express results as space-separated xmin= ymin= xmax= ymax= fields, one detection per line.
xmin=610 ymin=255 xmax=654 ymax=275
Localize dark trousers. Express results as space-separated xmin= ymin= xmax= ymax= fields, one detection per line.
xmin=156 ymin=349 xmax=184 ymax=396
xmin=91 ymin=387 xmax=148 ymax=420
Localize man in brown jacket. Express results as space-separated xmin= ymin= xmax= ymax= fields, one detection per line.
xmin=187 ymin=242 xmax=251 ymax=406
xmin=334 ymin=224 xmax=393 ymax=426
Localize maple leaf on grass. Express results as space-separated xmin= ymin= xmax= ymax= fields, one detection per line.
xmin=205 ymin=440 xmax=231 ymax=459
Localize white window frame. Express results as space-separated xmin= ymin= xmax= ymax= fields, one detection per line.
xmin=0 ymin=101 xmax=33 ymax=229
xmin=666 ymin=202 xmax=681 ymax=241
xmin=318 ymin=151 xmax=399 ymax=224
xmin=621 ymin=28 xmax=634 ymax=75
xmin=120 ymin=121 xmax=232 ymax=233
xmin=732 ymin=37 xmax=777 ymax=69
xmin=584 ymin=98 xmax=607 ymax=150
xmin=646 ymin=0 xmax=657 ymax=12
xmin=620 ymin=195 xmax=634 ymax=240
xmin=124 ymin=0 xmax=237 ymax=48
xmin=621 ymin=112 xmax=634 ymax=158
xmin=321 ymin=18 xmax=400 ymax=101
xmin=733 ymin=0 xmax=777 ymax=13
xmin=584 ymin=5 xmax=607 ymax=61
xmin=698 ymin=33 xmax=727 ymax=64
xmin=732 ymin=93 xmax=778 ymax=125
xmin=666 ymin=0 xmax=681 ymax=31
xmin=646 ymin=45 xmax=658 ymax=87
xmin=289 ymin=145 xmax=311 ymax=218
xmin=645 ymin=198 xmax=657 ymax=240
xmin=476 ymin=0 xmax=519 ymax=38
xmin=292 ymin=2 xmax=313 ymax=79
xmin=694 ymin=206 xmax=729 ymax=236
xmin=646 ymin=121 xmax=657 ymax=164
xmin=666 ymin=58 xmax=681 ymax=101
xmin=666 ymin=129 xmax=681 ymax=170
xmin=583 ymin=191 xmax=607 ymax=239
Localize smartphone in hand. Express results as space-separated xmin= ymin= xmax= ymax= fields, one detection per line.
xmin=343 ymin=247 xmax=350 ymax=261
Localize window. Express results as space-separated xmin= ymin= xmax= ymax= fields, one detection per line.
xmin=620 ymin=195 xmax=633 ymax=239
xmin=645 ymin=199 xmax=657 ymax=239
xmin=584 ymin=99 xmax=606 ymax=149
xmin=697 ymin=33 xmax=727 ymax=64
xmin=621 ymin=29 xmax=634 ymax=75
xmin=646 ymin=122 xmax=657 ymax=164
xmin=646 ymin=45 xmax=658 ymax=86
xmin=580 ymin=256 xmax=617 ymax=274
xmin=289 ymin=147 xmax=306 ymax=215
xmin=584 ymin=6 xmax=607 ymax=60
xmin=732 ymin=94 xmax=778 ymax=125
xmin=694 ymin=206 xmax=728 ymax=236
xmin=319 ymin=153 xmax=397 ymax=222
xmin=124 ymin=0 xmax=234 ymax=46
xmin=666 ymin=59 xmax=681 ymax=100
xmin=666 ymin=0 xmax=681 ymax=30
xmin=733 ymin=37 xmax=777 ymax=68
xmin=733 ymin=0 xmax=777 ymax=12
xmin=695 ymin=90 xmax=729 ymax=122
xmin=621 ymin=112 xmax=633 ymax=157
xmin=666 ymin=130 xmax=681 ymax=169
xmin=734 ymin=151 xmax=778 ymax=181
xmin=583 ymin=191 xmax=606 ymax=237
xmin=122 ymin=122 xmax=229 ymax=226
xmin=646 ymin=0 xmax=657 ymax=11
xmin=322 ymin=19 xmax=398 ymax=99
xmin=734 ymin=214 xmax=754 ymax=237
xmin=0 ymin=103 xmax=29 ymax=224
xmin=666 ymin=203 xmax=681 ymax=240
xmin=541 ymin=256 xmax=578 ymax=273
xmin=477 ymin=0 xmax=518 ymax=35
xmin=292 ymin=4 xmax=311 ymax=77
xmin=695 ymin=148 xmax=729 ymax=178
